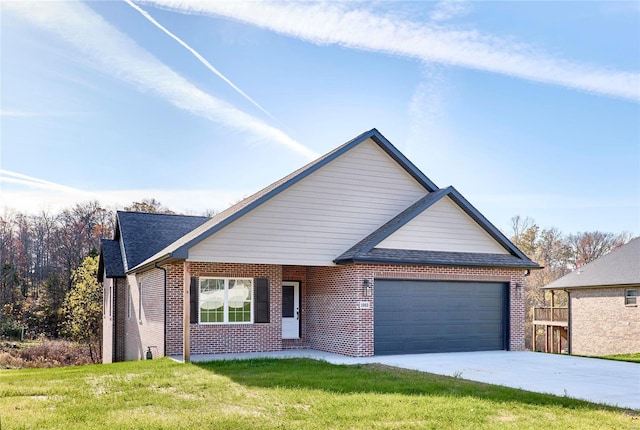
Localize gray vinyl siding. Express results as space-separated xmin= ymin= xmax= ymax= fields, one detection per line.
xmin=377 ymin=196 xmax=509 ymax=254
xmin=188 ymin=138 xmax=428 ymax=266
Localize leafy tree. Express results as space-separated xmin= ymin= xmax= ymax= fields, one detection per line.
xmin=41 ymin=273 xmax=66 ymax=337
xmin=0 ymin=203 xmax=111 ymax=340
xmin=62 ymin=255 xmax=102 ymax=362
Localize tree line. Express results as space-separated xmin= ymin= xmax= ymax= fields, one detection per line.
xmin=0 ymin=199 xmax=180 ymax=360
xmin=0 ymin=200 xmax=634 ymax=357
xmin=509 ymin=215 xmax=634 ymax=349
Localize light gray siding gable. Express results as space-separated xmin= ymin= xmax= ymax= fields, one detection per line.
xmin=188 ymin=138 xmax=429 ymax=266
xmin=377 ymin=196 xmax=509 ymax=254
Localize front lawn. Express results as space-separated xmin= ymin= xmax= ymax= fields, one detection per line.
xmin=600 ymin=352 xmax=640 ymax=363
xmin=0 ymin=358 xmax=637 ymax=429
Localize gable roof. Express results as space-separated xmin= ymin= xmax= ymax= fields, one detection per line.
xmin=130 ymin=129 xmax=439 ymax=272
xmin=335 ymin=186 xmax=539 ymax=268
xmin=116 ymin=211 xmax=210 ymax=271
xmin=544 ymin=237 xmax=640 ymax=289
xmin=97 ymin=239 xmax=125 ymax=281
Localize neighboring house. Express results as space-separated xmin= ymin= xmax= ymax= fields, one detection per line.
xmin=99 ymin=129 xmax=539 ymax=363
xmin=541 ymin=238 xmax=639 ymax=356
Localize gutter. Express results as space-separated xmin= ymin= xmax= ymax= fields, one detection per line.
xmin=334 ymin=257 xmax=541 ymax=270
xmin=155 ymin=262 xmax=168 ymax=358
xmin=128 ymin=254 xmax=173 ymax=275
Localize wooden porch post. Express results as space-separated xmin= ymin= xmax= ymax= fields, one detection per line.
xmin=183 ymin=261 xmax=191 ymax=362
xmin=532 ymin=324 xmax=536 ymax=352
xmin=544 ymin=325 xmax=549 ymax=353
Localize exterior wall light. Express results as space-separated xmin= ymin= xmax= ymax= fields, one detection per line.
xmin=363 ymin=279 xmax=372 ymax=297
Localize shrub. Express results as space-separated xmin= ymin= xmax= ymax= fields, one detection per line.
xmin=0 ymin=340 xmax=94 ymax=368
xmin=0 ymin=319 xmax=24 ymax=341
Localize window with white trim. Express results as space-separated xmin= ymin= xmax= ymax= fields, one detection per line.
xmin=200 ymin=277 xmax=253 ymax=323
xmin=625 ymin=289 xmax=637 ymax=306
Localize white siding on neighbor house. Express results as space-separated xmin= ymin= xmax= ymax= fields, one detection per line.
xmin=188 ymin=138 xmax=428 ymax=266
xmin=377 ymin=196 xmax=509 ymax=254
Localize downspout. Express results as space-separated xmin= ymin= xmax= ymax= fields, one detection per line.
xmin=523 ymin=269 xmax=530 ymax=352
xmin=155 ymin=262 xmax=168 ymax=357
xmin=564 ymin=289 xmax=571 ymax=355
xmin=112 ymin=278 xmax=118 ymax=362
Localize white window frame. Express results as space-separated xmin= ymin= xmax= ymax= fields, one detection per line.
xmin=199 ymin=277 xmax=254 ymax=324
xmin=625 ymin=288 xmax=637 ymax=306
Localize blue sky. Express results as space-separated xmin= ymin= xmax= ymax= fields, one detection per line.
xmin=1 ymin=1 xmax=639 ymax=236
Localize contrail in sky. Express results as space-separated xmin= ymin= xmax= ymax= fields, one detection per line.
xmin=144 ymin=0 xmax=639 ymax=101
xmin=3 ymin=1 xmax=317 ymax=160
xmin=124 ymin=0 xmax=279 ymax=123
xmin=0 ymin=169 xmax=92 ymax=194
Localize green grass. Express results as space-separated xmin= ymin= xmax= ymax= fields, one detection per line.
xmin=600 ymin=352 xmax=640 ymax=363
xmin=1 ymin=358 xmax=638 ymax=429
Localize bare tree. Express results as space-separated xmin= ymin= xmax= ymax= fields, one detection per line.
xmin=31 ymin=210 xmax=57 ymax=299
xmin=509 ymin=217 xmax=635 ymax=350
xmin=566 ymin=231 xmax=629 ymax=269
xmin=124 ymin=198 xmax=174 ymax=214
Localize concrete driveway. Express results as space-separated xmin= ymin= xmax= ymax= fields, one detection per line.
xmin=186 ymin=349 xmax=640 ymax=410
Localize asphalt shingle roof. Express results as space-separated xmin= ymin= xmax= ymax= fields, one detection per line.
xmin=117 ymin=211 xmax=210 ymax=270
xmin=544 ymin=237 xmax=640 ymax=289
xmin=336 ymin=248 xmax=541 ymax=268
xmin=98 ymin=239 xmax=125 ymax=281
xmin=116 ymin=129 xmax=537 ymax=273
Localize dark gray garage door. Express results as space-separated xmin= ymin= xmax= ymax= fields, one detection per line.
xmin=374 ymin=280 xmax=508 ymax=355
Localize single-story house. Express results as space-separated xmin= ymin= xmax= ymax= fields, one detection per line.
xmin=99 ymin=129 xmax=539 ymax=363
xmin=543 ymin=237 xmax=639 ymax=356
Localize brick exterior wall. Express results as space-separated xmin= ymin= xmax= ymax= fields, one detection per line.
xmin=165 ymin=262 xmax=183 ymax=357
xmin=569 ymin=287 xmax=640 ymax=356
xmin=165 ymin=262 xmax=283 ymax=356
xmin=306 ymin=265 xmax=370 ymax=356
xmin=103 ymin=271 xmax=166 ymax=362
xmin=306 ymin=264 xmax=526 ymax=356
xmin=114 ymin=277 xmax=126 ymax=362
xmin=108 ymin=260 xmax=526 ymax=360
xmin=121 ymin=269 xmax=165 ymax=360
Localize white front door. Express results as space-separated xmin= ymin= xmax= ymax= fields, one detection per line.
xmin=282 ymin=281 xmax=300 ymax=339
